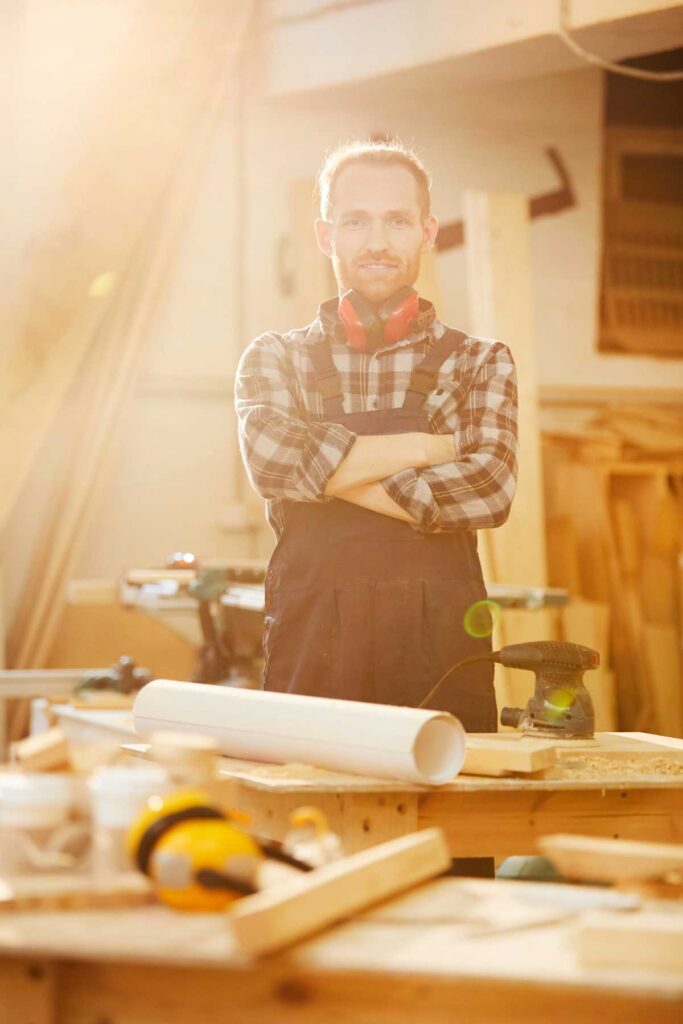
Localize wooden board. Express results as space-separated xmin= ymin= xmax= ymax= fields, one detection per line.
xmin=9 ymin=726 xmax=70 ymax=771
xmin=0 ymin=873 xmax=153 ymax=912
xmin=577 ymin=913 xmax=683 ymax=973
xmin=538 ymin=833 xmax=683 ymax=882
xmin=464 ymin=191 xmax=546 ymax=589
xmin=462 ymin=734 xmax=557 ymax=776
xmin=228 ymin=828 xmax=451 ymax=956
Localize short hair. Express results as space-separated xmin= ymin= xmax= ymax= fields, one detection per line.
xmin=316 ymin=139 xmax=431 ymax=221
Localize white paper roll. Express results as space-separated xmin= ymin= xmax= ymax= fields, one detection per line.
xmin=133 ymin=681 xmax=466 ymax=785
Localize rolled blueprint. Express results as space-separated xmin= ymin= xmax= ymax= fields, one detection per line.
xmin=133 ymin=680 xmax=466 ymax=785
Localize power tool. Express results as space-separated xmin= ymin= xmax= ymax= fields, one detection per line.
xmin=419 ymin=640 xmax=600 ymax=739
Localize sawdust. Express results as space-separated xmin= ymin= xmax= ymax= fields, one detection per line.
xmin=555 ymin=753 xmax=683 ymax=780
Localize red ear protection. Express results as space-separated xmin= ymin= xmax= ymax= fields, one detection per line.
xmin=338 ymin=287 xmax=419 ymax=352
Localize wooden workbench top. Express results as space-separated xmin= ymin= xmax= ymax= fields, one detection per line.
xmin=0 ymin=877 xmax=681 ymax=1024
xmin=216 ymin=732 xmax=683 ymax=794
xmin=0 ymin=877 xmax=675 ymax=983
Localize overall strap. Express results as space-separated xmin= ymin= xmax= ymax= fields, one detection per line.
xmin=402 ymin=328 xmax=468 ymax=411
xmin=308 ymin=337 xmax=345 ymax=418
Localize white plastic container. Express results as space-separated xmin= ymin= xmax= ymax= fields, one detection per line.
xmin=0 ymin=773 xmax=74 ymax=874
xmin=87 ymin=765 xmax=170 ymax=875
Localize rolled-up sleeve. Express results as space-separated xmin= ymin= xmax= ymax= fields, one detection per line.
xmin=381 ymin=341 xmax=518 ymax=532
xmin=235 ymin=333 xmax=357 ymax=502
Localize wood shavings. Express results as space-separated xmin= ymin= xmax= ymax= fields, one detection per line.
xmin=556 ymin=754 xmax=683 ymax=780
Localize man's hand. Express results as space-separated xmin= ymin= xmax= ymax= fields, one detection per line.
xmin=324 ymin=432 xmax=455 ymax=497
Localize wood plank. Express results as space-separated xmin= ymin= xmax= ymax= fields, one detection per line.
xmin=577 ymin=913 xmax=683 ymax=973
xmin=462 ymin=735 xmax=557 ymax=777
xmin=228 ymin=828 xmax=451 ymax=956
xmin=9 ymin=726 xmax=70 ymax=771
xmin=538 ymin=833 xmax=683 ymax=883
xmin=0 ymin=873 xmax=153 ymax=913
xmin=464 ymin=190 xmax=546 ymax=589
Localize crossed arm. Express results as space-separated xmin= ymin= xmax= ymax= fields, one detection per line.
xmin=324 ymin=433 xmax=455 ymax=524
xmin=235 ymin=332 xmax=518 ymax=533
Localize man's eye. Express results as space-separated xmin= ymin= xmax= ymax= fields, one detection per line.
xmin=344 ymin=219 xmax=364 ymax=228
xmin=389 ymin=217 xmax=408 ymax=227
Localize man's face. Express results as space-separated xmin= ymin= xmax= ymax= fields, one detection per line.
xmin=315 ymin=162 xmax=438 ymax=307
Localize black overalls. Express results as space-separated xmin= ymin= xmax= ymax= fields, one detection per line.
xmin=263 ymin=329 xmax=496 ymax=731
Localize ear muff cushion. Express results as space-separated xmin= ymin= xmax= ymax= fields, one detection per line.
xmin=339 ymin=290 xmax=381 ymax=351
xmin=339 ymin=288 xmax=418 ymax=351
xmin=135 ymin=805 xmax=225 ymax=875
xmin=378 ymin=287 xmax=419 ymax=347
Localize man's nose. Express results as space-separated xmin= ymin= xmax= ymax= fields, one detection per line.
xmin=364 ymin=218 xmax=389 ymax=250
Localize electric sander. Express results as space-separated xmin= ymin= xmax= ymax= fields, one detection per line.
xmin=419 ymin=640 xmax=600 ymax=739
xmin=496 ymin=641 xmax=599 ymax=738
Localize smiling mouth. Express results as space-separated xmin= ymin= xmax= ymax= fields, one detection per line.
xmin=358 ymin=262 xmax=398 ymax=271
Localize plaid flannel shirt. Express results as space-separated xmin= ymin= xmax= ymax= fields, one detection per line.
xmin=235 ymin=302 xmax=518 ymax=539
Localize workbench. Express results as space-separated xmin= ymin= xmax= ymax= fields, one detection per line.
xmin=218 ymin=732 xmax=683 ymax=856
xmin=1 ymin=876 xmax=681 ymax=1024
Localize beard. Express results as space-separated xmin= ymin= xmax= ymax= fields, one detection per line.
xmin=332 ymin=248 xmax=422 ymax=307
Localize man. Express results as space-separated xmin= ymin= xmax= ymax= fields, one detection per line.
xmin=236 ymin=140 xmax=518 ymax=731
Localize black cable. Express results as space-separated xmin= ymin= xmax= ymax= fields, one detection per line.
xmin=257 ymin=840 xmax=314 ymax=873
xmin=194 ymin=868 xmax=258 ymax=895
xmin=417 ymin=653 xmax=496 ymax=710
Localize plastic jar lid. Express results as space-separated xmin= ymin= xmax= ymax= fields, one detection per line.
xmin=88 ymin=765 xmax=170 ymax=828
xmin=0 ymin=773 xmax=73 ymax=829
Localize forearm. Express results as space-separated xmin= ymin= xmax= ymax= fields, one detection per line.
xmin=324 ymin=433 xmax=454 ymax=496
xmin=382 ymin=444 xmax=518 ymax=532
xmin=336 ymin=482 xmax=418 ymax=523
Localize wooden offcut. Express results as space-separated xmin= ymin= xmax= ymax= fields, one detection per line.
xmin=577 ymin=913 xmax=683 ymax=973
xmin=0 ymin=873 xmax=153 ymax=912
xmin=9 ymin=726 xmax=70 ymax=771
xmin=538 ymin=833 xmax=683 ymax=883
xmin=229 ymin=828 xmax=451 ymax=956
xmin=462 ymin=735 xmax=557 ymax=777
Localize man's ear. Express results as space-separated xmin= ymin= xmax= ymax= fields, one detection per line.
xmin=315 ymin=218 xmax=333 ymax=258
xmin=420 ymin=214 xmax=439 ymax=253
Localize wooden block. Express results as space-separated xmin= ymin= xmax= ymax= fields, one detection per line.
xmin=577 ymin=913 xmax=683 ymax=973
xmin=462 ymin=735 xmax=557 ymax=777
xmin=0 ymin=873 xmax=153 ymax=912
xmin=538 ymin=833 xmax=683 ymax=883
xmin=9 ymin=726 xmax=70 ymax=771
xmin=228 ymin=828 xmax=451 ymax=956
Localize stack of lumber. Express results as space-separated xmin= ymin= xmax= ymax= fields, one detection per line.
xmin=541 ymin=397 xmax=682 ymax=737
